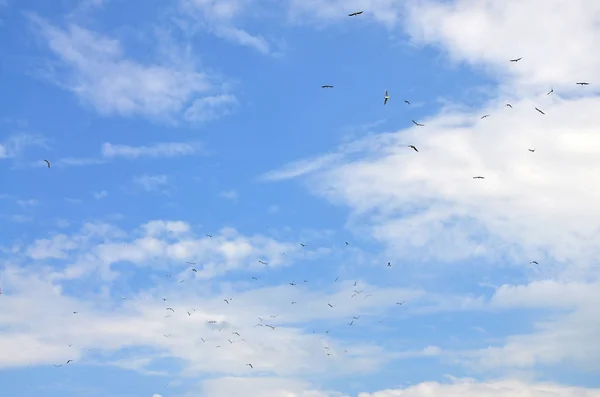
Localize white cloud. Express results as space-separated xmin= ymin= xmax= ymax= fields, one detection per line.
xmin=93 ymin=190 xmax=107 ymax=199
xmin=16 ymin=199 xmax=38 ymax=207
xmin=133 ymin=174 xmax=168 ymax=192
xmin=358 ymin=378 xmax=600 ymax=397
xmin=179 ymin=0 xmax=272 ymax=54
xmin=29 ymin=14 xmax=231 ymax=122
xmin=219 ymin=190 xmax=238 ymax=201
xmin=101 ymin=142 xmax=197 ymax=159
xmin=200 ymin=377 xmax=335 ymax=397
xmin=0 ymin=133 xmax=47 ymax=159
xmin=184 ymin=94 xmax=238 ymax=123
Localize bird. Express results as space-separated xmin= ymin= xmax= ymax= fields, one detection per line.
xmin=205 ymin=234 xmax=213 ymax=238
xmin=44 ymin=159 xmax=51 ymax=168
xmin=404 ymin=100 xmax=411 ymax=105
xmin=473 ymin=176 xmax=485 ymax=179
xmin=535 ymin=107 xmax=545 ymax=114
xmin=246 ymin=363 xmax=254 ymax=368
xmin=396 ymin=301 xmax=405 ymax=305
xmin=547 ymin=87 xmax=554 ymax=95
xmin=300 ymin=243 xmax=306 ymax=247
xmin=232 ymin=332 xmax=241 ymax=336
xmin=251 ymin=276 xmax=259 ymax=280
xmin=481 ymin=114 xmax=490 ymax=119
xmin=384 ymin=90 xmax=389 ymax=105
xmin=334 ymin=277 xmax=339 ymax=282
xmin=528 ymin=148 xmax=535 ymax=152
xmin=530 ymin=261 xmax=539 ymax=265
xmin=187 ymin=311 xmax=193 ymax=316
xmin=166 ymin=308 xmax=175 ymax=312
xmin=348 ymin=11 xmax=363 ymax=16
xmin=387 ymin=262 xmax=391 ymax=267
xmin=224 ymin=299 xmax=230 ymax=304
xmin=191 ymin=268 xmax=197 ymax=272
xmin=291 ymin=301 xmax=297 ymax=304
xmin=345 ymin=241 xmax=349 ymax=245
xmin=66 ymin=360 xmax=73 ymax=364
xmin=328 ymin=303 xmax=334 ymax=308
xmin=53 ymin=364 xmax=62 ymax=368
xmin=348 ymin=320 xmax=355 ymax=325
xmin=321 ymin=85 xmax=334 ymax=88
xmin=576 ymin=82 xmax=589 ymax=85
xmin=408 ymin=145 xmax=418 ymax=152
xmin=509 ymin=57 xmax=522 ymax=62
xmin=265 ymin=324 xmax=275 ymax=330
xmin=353 ymin=316 xmax=360 ymax=320
xmin=412 ymin=120 xmax=424 ymax=126
xmin=164 ymin=334 xmax=172 ymax=338
xmin=186 ymin=261 xmax=196 ymax=265
xmin=258 ymin=260 xmax=267 ymax=265
xmin=289 ymin=282 xmax=296 ymax=286
xmin=506 ymin=103 xmax=513 ymax=108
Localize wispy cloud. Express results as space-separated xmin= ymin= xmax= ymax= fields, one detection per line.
xmin=101 ymin=142 xmax=198 ymax=159
xmin=184 ymin=94 xmax=238 ymax=123
xmin=28 ymin=14 xmax=232 ymax=122
xmin=133 ymin=174 xmax=168 ymax=192
xmin=218 ymin=190 xmax=238 ymax=201
xmin=0 ymin=133 xmax=47 ymax=159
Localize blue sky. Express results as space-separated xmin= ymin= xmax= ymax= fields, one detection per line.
xmin=1 ymin=0 xmax=600 ymax=396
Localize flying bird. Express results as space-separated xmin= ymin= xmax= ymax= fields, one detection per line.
xmin=506 ymin=103 xmax=513 ymax=108
xmin=300 ymin=243 xmax=306 ymax=247
xmin=53 ymin=364 xmax=62 ymax=368
xmin=334 ymin=277 xmax=339 ymax=282
xmin=509 ymin=57 xmax=522 ymax=62
xmin=44 ymin=159 xmax=51 ymax=168
xmin=528 ymin=148 xmax=535 ymax=152
xmin=396 ymin=301 xmax=405 ymax=305
xmin=206 ymin=234 xmax=213 ymax=238
xmin=473 ymin=176 xmax=485 ymax=179
xmin=547 ymin=87 xmax=554 ymax=95
xmin=535 ymin=107 xmax=545 ymax=114
xmin=246 ymin=363 xmax=254 ymax=368
xmin=224 ymin=299 xmax=230 ymax=304
xmin=404 ymin=100 xmax=411 ymax=105
xmin=166 ymin=308 xmax=175 ymax=312
xmin=265 ymin=324 xmax=275 ymax=330
xmin=348 ymin=11 xmax=363 ymax=16
xmin=384 ymin=90 xmax=390 ymax=105
xmin=328 ymin=303 xmax=334 ymax=308
xmin=576 ymin=82 xmax=589 ymax=85
xmin=321 ymin=85 xmax=334 ymax=88
xmin=251 ymin=276 xmax=259 ymax=280
xmin=530 ymin=261 xmax=539 ymax=265
xmin=408 ymin=145 xmax=418 ymax=152
xmin=345 ymin=241 xmax=349 ymax=245
xmin=66 ymin=360 xmax=73 ymax=364
xmin=348 ymin=320 xmax=355 ymax=325
xmin=481 ymin=114 xmax=490 ymax=119
xmin=191 ymin=268 xmax=197 ymax=272
xmin=289 ymin=282 xmax=296 ymax=286
xmin=412 ymin=120 xmax=424 ymax=126
xmin=387 ymin=262 xmax=391 ymax=267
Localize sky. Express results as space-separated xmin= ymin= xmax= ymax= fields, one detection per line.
xmin=1 ymin=0 xmax=600 ymax=396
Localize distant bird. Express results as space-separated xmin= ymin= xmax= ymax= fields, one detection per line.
xmin=528 ymin=148 xmax=535 ymax=152
xmin=412 ymin=120 xmax=424 ymax=126
xmin=509 ymin=57 xmax=522 ymax=62
xmin=334 ymin=277 xmax=339 ymax=282
xmin=300 ymin=243 xmax=306 ymax=247
xmin=163 ymin=297 xmax=167 ymax=301
xmin=547 ymin=87 xmax=554 ymax=95
xmin=164 ymin=334 xmax=172 ymax=338
xmin=384 ymin=90 xmax=390 ymax=105
xmin=404 ymin=100 xmax=411 ymax=105
xmin=321 ymin=85 xmax=334 ymax=88
xmin=265 ymin=324 xmax=275 ymax=330
xmin=348 ymin=11 xmax=363 ymax=16
xmin=258 ymin=260 xmax=267 ymax=265
xmin=353 ymin=281 xmax=357 ymax=286
xmin=506 ymin=103 xmax=513 ymax=108
xmin=396 ymin=301 xmax=405 ymax=305
xmin=53 ymin=364 xmax=62 ymax=368
xmin=353 ymin=316 xmax=360 ymax=320
xmin=535 ymin=107 xmax=545 ymax=114
xmin=66 ymin=360 xmax=73 ymax=364
xmin=191 ymin=268 xmax=197 ymax=272
xmin=186 ymin=262 xmax=196 ymax=265
xmin=473 ymin=176 xmax=485 ymax=179
xmin=246 ymin=363 xmax=254 ymax=368
xmin=166 ymin=308 xmax=175 ymax=312
xmin=348 ymin=320 xmax=355 ymax=325
xmin=576 ymin=82 xmax=589 ymax=85
xmin=408 ymin=145 xmax=418 ymax=152
xmin=387 ymin=262 xmax=391 ymax=267
xmin=251 ymin=276 xmax=259 ymax=280
xmin=345 ymin=241 xmax=349 ymax=245
xmin=530 ymin=261 xmax=539 ymax=265
xmin=481 ymin=114 xmax=490 ymax=119
xmin=73 ymin=312 xmax=78 ymax=314
xmin=206 ymin=234 xmax=213 ymax=238
xmin=289 ymin=282 xmax=296 ymax=286
xmin=328 ymin=303 xmax=334 ymax=308
xmin=232 ymin=332 xmax=241 ymax=336
xmin=187 ymin=311 xmax=193 ymax=316
xmin=224 ymin=299 xmax=230 ymax=304
xmin=44 ymin=159 xmax=51 ymax=168
xmin=291 ymin=301 xmax=297 ymax=305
